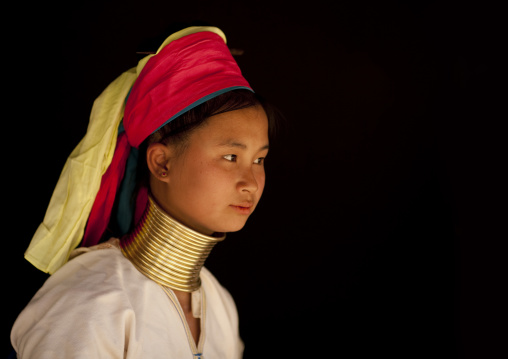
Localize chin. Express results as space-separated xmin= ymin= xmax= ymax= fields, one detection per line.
xmin=215 ymin=220 xmax=249 ymax=234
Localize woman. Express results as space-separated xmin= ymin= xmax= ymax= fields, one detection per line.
xmin=11 ymin=25 xmax=277 ymax=358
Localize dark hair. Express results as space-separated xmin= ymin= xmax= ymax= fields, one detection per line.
xmin=136 ymin=89 xmax=280 ymax=190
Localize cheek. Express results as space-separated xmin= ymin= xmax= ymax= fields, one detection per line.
xmin=187 ymin=164 xmax=231 ymax=200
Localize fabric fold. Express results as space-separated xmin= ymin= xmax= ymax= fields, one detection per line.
xmin=25 ymin=69 xmax=137 ymax=274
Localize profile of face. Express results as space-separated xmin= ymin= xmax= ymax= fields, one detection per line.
xmin=148 ymin=105 xmax=269 ymax=235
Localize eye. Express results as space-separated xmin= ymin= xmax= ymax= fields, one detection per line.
xmin=223 ymin=154 xmax=237 ymax=162
xmin=253 ymin=157 xmax=265 ymax=165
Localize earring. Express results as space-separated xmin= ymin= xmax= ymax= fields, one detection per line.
xmin=161 ymin=171 xmax=167 ymax=177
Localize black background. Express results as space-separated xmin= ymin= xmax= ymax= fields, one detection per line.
xmin=3 ymin=1 xmax=504 ymax=358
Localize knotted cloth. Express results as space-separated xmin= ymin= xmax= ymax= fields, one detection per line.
xmin=25 ymin=26 xmax=252 ymax=274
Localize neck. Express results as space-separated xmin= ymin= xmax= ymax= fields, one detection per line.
xmin=120 ymin=195 xmax=225 ymax=292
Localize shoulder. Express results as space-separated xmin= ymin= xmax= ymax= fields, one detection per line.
xmin=44 ymin=239 xmax=144 ymax=294
xmin=14 ymin=240 xmax=153 ymax=321
xmin=37 ymin=239 xmax=163 ymax=308
xmin=11 ymin=240 xmax=164 ymax=358
xmin=200 ymin=266 xmax=230 ymax=298
xmin=200 ymin=268 xmax=244 ymax=356
xmin=200 ymin=267 xmax=239 ymax=320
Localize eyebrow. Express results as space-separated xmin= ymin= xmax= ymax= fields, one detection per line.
xmin=217 ymin=140 xmax=269 ymax=152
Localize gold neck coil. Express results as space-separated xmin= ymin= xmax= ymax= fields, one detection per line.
xmin=120 ymin=195 xmax=225 ymax=292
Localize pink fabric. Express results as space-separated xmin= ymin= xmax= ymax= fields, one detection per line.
xmin=83 ymin=133 xmax=130 ymax=246
xmin=123 ymin=31 xmax=251 ymax=148
xmin=134 ymin=186 xmax=149 ymax=229
xmin=82 ymin=30 xmax=251 ymax=247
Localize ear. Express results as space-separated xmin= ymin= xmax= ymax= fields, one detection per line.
xmin=146 ymin=143 xmax=173 ymax=183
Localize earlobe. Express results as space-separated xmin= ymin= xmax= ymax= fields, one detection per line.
xmin=146 ymin=143 xmax=171 ymax=183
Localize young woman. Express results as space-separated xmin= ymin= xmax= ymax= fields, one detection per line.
xmin=11 ymin=26 xmax=277 ymax=358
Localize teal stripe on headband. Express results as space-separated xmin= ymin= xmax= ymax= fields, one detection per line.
xmin=116 ymin=146 xmax=139 ymax=235
xmin=152 ymin=86 xmax=254 ymax=134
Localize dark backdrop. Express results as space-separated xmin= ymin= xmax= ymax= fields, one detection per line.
xmin=4 ymin=1 xmax=504 ymax=358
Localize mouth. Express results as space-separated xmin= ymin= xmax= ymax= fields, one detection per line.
xmin=230 ymin=203 xmax=254 ymax=215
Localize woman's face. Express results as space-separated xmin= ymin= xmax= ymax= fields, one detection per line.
xmin=154 ymin=105 xmax=269 ymax=235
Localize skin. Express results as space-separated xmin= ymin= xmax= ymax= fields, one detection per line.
xmin=146 ymin=105 xmax=269 ymax=345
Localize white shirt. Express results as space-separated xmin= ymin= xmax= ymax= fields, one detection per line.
xmin=11 ymin=240 xmax=243 ymax=358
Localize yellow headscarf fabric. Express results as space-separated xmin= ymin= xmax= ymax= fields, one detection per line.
xmin=25 ymin=26 xmax=227 ymax=274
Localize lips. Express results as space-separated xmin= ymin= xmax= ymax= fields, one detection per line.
xmin=230 ymin=202 xmax=254 ymax=215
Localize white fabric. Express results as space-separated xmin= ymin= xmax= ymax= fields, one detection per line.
xmin=11 ymin=241 xmax=243 ymax=359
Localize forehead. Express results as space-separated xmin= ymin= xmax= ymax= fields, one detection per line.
xmin=192 ymin=106 xmax=269 ymax=144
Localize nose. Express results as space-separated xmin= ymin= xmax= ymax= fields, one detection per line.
xmin=237 ymin=167 xmax=259 ymax=193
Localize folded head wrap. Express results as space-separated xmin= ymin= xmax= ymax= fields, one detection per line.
xmin=25 ymin=26 xmax=252 ymax=274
